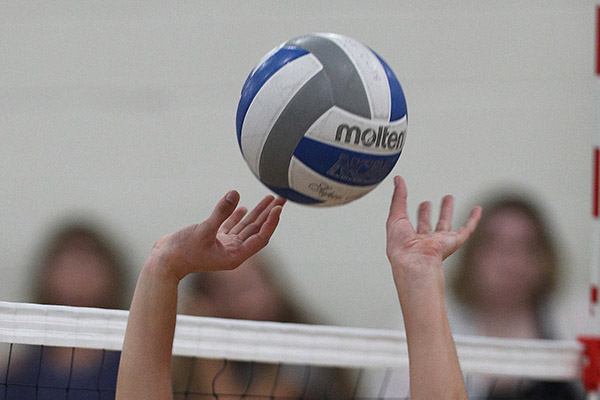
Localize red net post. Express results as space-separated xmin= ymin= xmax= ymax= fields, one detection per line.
xmin=578 ymin=336 xmax=600 ymax=393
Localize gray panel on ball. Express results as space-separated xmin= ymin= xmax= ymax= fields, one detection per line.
xmin=259 ymin=34 xmax=372 ymax=189
xmin=259 ymin=71 xmax=333 ymax=188
xmin=286 ymin=34 xmax=371 ymax=119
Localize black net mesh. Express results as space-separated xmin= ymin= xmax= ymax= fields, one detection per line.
xmin=0 ymin=343 xmax=119 ymax=400
xmin=0 ymin=343 xmax=587 ymax=400
xmin=172 ymin=357 xmax=356 ymax=400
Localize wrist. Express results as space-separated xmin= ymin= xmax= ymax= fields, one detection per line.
xmin=390 ymin=253 xmax=444 ymax=281
xmin=144 ymin=235 xmax=186 ymax=282
xmin=390 ymin=257 xmax=445 ymax=299
xmin=392 ymin=259 xmax=448 ymax=327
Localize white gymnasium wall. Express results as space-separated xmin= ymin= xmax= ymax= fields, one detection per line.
xmin=0 ymin=1 xmax=595 ymax=337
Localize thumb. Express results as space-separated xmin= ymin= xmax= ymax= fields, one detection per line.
xmin=202 ymin=191 xmax=240 ymax=236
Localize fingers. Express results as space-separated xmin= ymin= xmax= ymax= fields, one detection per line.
xmin=387 ymin=176 xmax=409 ymax=225
xmin=417 ymin=194 xmax=455 ymax=233
xmin=417 ymin=201 xmax=432 ymax=233
xmin=202 ymin=191 xmax=240 ymax=236
xmin=253 ymin=197 xmax=285 ymax=229
xmin=241 ymin=205 xmax=283 ymax=255
xmin=235 ymin=196 xmax=285 ymax=240
xmin=435 ymin=195 xmax=454 ymax=232
xmin=454 ymin=206 xmax=482 ymax=245
xmin=219 ymin=207 xmax=248 ymax=233
xmin=229 ymin=195 xmax=275 ymax=235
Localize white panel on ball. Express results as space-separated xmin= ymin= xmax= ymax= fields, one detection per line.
xmin=303 ymin=107 xmax=407 ymax=156
xmin=240 ymin=53 xmax=323 ymax=176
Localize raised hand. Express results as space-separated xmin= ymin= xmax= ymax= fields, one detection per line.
xmin=386 ymin=176 xmax=479 ymax=400
xmin=118 ymin=192 xmax=284 ymax=400
xmin=386 ymin=176 xmax=481 ymax=273
xmin=152 ymin=191 xmax=285 ymax=280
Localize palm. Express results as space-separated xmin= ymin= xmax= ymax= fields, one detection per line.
xmin=164 ymin=193 xmax=285 ymax=278
xmin=386 ymin=177 xmax=481 ymax=269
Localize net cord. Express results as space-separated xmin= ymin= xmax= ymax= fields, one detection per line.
xmin=0 ymin=301 xmax=582 ymax=381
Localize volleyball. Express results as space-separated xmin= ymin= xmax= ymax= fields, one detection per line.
xmin=235 ymin=33 xmax=408 ymax=206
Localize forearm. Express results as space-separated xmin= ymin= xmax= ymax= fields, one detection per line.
xmin=385 ymin=176 xmax=478 ymax=399
xmin=393 ymin=262 xmax=467 ymax=400
xmin=116 ymin=253 xmax=179 ymax=400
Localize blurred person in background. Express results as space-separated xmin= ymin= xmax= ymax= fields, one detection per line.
xmin=1 ymin=220 xmax=130 ymax=400
xmin=447 ymin=194 xmax=584 ymax=399
xmin=172 ymin=253 xmax=353 ymax=399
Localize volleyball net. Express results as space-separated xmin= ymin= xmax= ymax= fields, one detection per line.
xmin=0 ymin=301 xmax=596 ymax=399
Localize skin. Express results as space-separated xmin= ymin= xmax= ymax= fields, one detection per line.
xmin=470 ymin=210 xmax=546 ymax=318
xmin=116 ymin=176 xmax=481 ymax=400
xmin=386 ymin=176 xmax=481 ymax=400
xmin=44 ymin=247 xmax=115 ymax=308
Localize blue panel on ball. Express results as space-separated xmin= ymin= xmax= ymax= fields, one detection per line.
xmin=235 ymin=46 xmax=310 ymax=147
xmin=371 ymin=51 xmax=407 ymax=122
xmin=294 ymin=137 xmax=401 ymax=187
xmin=266 ymin=185 xmax=324 ymax=205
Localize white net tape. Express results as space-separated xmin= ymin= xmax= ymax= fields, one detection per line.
xmin=0 ymin=301 xmax=583 ymax=380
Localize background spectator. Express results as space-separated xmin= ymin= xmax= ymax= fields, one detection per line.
xmin=172 ymin=252 xmax=352 ymax=399
xmin=2 ymin=220 xmax=130 ymax=400
xmin=448 ymin=194 xmax=583 ymax=399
